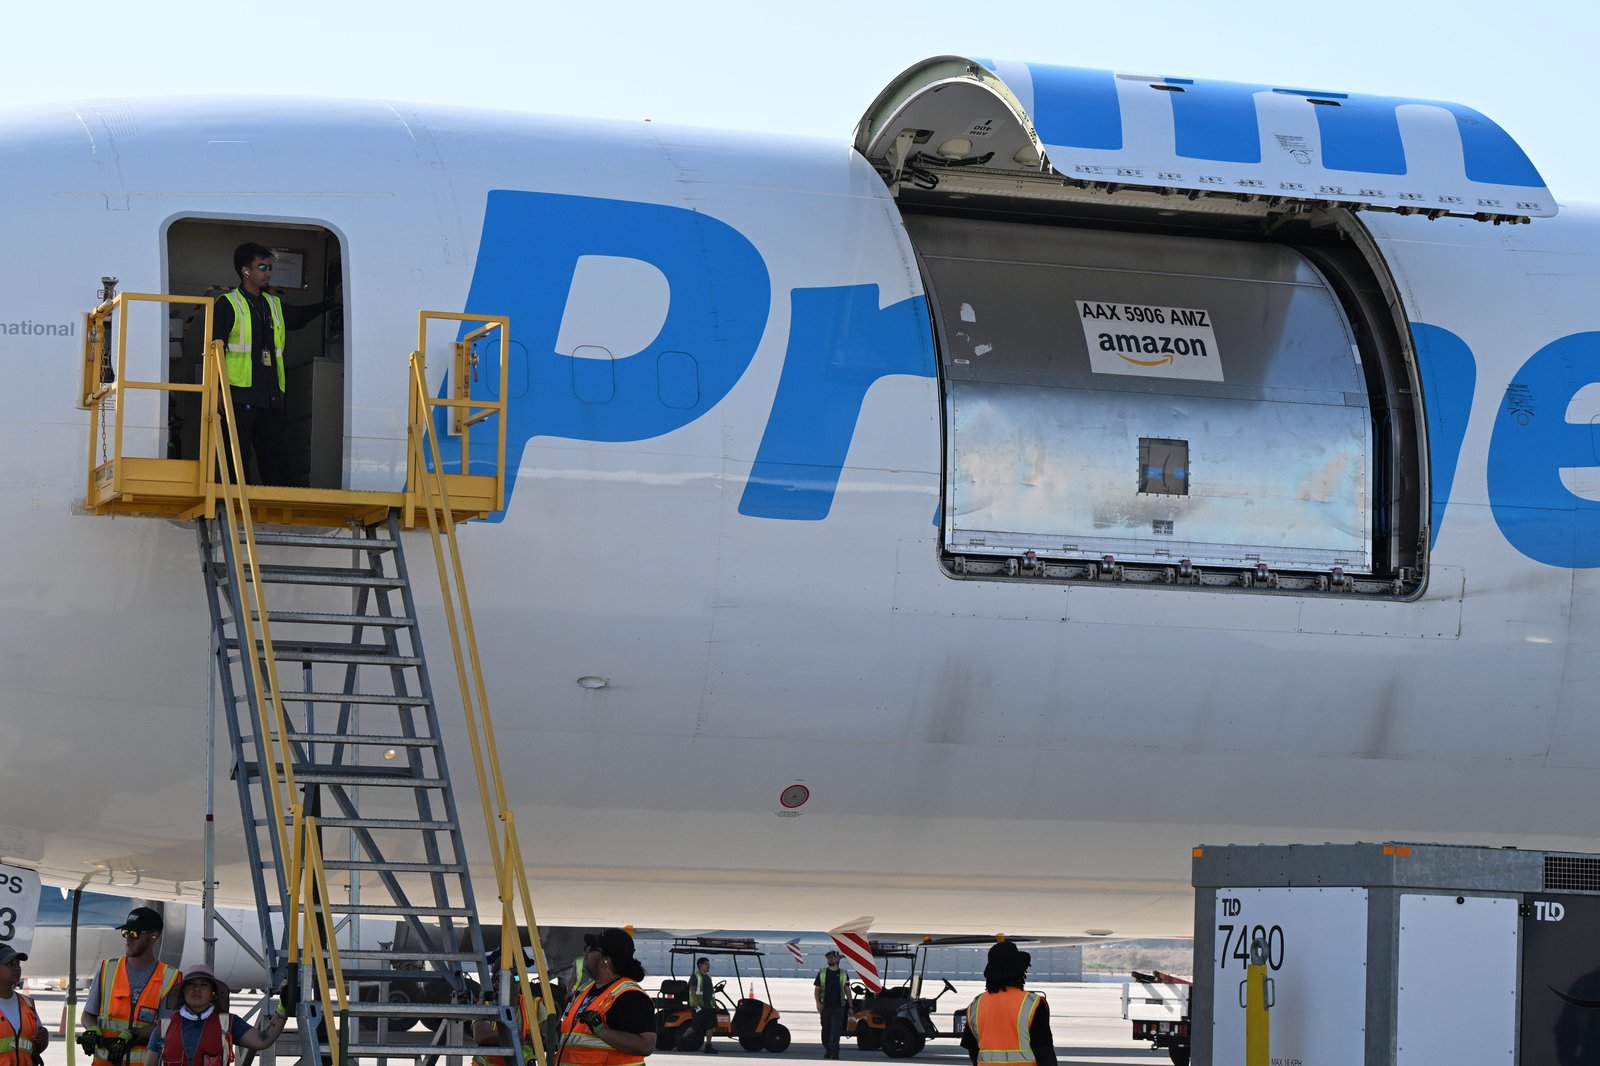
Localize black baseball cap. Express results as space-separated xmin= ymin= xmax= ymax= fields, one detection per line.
xmin=117 ymin=906 xmax=164 ymax=933
xmin=583 ymin=928 xmax=635 ymax=962
xmin=0 ymin=945 xmax=27 ymax=965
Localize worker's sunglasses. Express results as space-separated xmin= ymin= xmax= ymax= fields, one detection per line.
xmin=251 ymin=263 xmax=274 ymax=273
xmin=119 ymin=930 xmax=147 ymax=940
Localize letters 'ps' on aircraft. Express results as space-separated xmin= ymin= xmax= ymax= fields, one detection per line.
xmin=2 ymin=56 xmax=1599 ymax=939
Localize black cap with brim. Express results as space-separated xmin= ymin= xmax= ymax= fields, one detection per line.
xmin=116 ymin=906 xmax=164 ymax=933
xmin=583 ymin=928 xmax=636 ymax=962
xmin=0 ymin=945 xmax=27 ymax=966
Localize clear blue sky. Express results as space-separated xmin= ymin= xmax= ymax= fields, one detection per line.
xmin=3 ymin=0 xmax=1594 ymax=202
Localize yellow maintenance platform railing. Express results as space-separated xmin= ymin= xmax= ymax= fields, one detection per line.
xmin=80 ymin=293 xmax=508 ymax=528
xmin=81 ymin=292 xmax=555 ymax=1063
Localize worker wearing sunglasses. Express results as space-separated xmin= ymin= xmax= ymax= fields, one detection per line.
xmin=211 ymin=241 xmax=340 ymax=486
xmin=78 ymin=908 xmax=181 ymax=1066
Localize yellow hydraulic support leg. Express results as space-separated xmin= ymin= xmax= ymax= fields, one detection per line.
xmin=1239 ymin=934 xmax=1272 ymax=1066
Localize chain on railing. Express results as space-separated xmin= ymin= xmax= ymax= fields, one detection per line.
xmin=405 ymin=316 xmax=555 ymax=1056
xmin=203 ymin=338 xmax=348 ymax=1061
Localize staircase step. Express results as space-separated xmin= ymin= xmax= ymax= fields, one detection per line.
xmin=249 ymin=691 xmax=430 ymax=707
xmin=245 ymin=532 xmax=397 ymax=552
xmin=322 ymin=860 xmax=467 ymax=875
xmin=329 ymin=1043 xmax=512 ymax=1058
xmin=259 ymin=611 xmax=416 ymax=628
xmin=251 ymin=565 xmax=405 ymax=588
xmin=321 ymin=903 xmax=473 ymax=918
xmin=329 ymin=966 xmax=478 ymax=982
xmin=284 ymin=733 xmax=439 ymax=749
xmin=312 ymin=816 xmax=455 ymax=831
xmin=340 ymin=949 xmax=483 ymax=963
xmin=235 ymin=639 xmax=422 ymax=667
xmin=345 ymin=1003 xmax=501 ymax=1019
xmin=293 ymin=769 xmax=447 ymax=788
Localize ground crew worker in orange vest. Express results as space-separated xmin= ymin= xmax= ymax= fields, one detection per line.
xmin=960 ymin=942 xmax=1056 ymax=1066
xmin=79 ymin=908 xmax=181 ymax=1066
xmin=141 ymin=964 xmax=286 ymax=1066
xmin=0 ymin=944 xmax=50 ymax=1066
xmin=473 ymin=946 xmax=550 ymax=1066
xmin=555 ymin=929 xmax=655 ymax=1066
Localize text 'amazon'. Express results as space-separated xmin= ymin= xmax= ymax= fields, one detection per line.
xmin=1078 ymin=300 xmax=1223 ymax=382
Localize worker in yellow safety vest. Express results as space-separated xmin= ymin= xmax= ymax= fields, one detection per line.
xmin=0 ymin=944 xmax=49 ymax=1066
xmin=556 ymin=929 xmax=655 ymax=1066
xmin=79 ymin=907 xmax=181 ymax=1066
xmin=960 ymin=941 xmax=1056 ymax=1066
xmin=209 ymin=241 xmax=339 ymax=486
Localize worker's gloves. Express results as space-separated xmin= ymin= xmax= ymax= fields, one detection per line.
xmin=77 ymin=1031 xmax=101 ymax=1058
xmin=101 ymin=1036 xmax=131 ymax=1066
xmin=577 ymin=1010 xmax=604 ymax=1032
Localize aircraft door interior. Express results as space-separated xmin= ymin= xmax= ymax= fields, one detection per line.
xmin=906 ymin=212 xmax=1422 ymax=595
xmin=164 ymin=217 xmax=345 ymax=488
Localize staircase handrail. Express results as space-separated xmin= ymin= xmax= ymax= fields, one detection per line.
xmin=203 ymin=339 xmax=347 ymax=1055
xmin=406 ymin=334 xmax=558 ymax=1030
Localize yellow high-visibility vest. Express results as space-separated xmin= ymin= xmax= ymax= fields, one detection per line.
xmin=222 ymin=289 xmax=287 ymax=392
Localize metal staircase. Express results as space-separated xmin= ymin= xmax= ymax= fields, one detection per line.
xmin=198 ymin=513 xmax=512 ymax=1062
xmin=73 ymin=295 xmax=557 ymax=1066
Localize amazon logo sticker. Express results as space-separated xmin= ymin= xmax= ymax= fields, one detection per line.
xmin=1078 ymin=299 xmax=1224 ymax=382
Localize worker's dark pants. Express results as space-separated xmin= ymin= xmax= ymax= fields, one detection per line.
xmin=694 ymin=1007 xmax=716 ymax=1039
xmin=820 ymin=1008 xmax=847 ymax=1054
xmin=220 ymin=399 xmax=292 ymax=486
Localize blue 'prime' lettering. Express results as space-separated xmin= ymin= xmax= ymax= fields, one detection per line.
xmin=445 ymin=191 xmax=1600 ymax=572
xmin=444 ymin=190 xmax=771 ymax=510
xmin=1488 ymin=332 xmax=1600 ymax=567
xmin=1410 ymin=323 xmax=1477 ymax=548
xmin=738 ymin=286 xmax=935 ymax=521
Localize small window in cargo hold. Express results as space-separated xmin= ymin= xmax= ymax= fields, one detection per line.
xmin=908 ymin=213 xmax=1412 ymax=586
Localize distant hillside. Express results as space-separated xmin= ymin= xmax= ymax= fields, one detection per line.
xmin=1082 ymin=939 xmax=1193 ymax=979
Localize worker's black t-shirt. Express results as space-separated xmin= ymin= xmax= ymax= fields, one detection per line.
xmin=573 ymin=980 xmax=653 ymax=1035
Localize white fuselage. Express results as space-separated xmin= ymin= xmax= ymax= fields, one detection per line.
xmin=2 ymin=93 xmax=1599 ymax=939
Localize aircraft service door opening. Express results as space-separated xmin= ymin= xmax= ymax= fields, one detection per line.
xmin=165 ymin=217 xmax=346 ymax=488
xmin=905 ymin=212 xmax=1422 ymax=593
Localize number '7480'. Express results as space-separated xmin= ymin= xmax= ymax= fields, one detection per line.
xmin=1216 ymin=924 xmax=1285 ymax=970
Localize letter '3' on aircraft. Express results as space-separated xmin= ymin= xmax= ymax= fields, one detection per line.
xmin=2 ymin=56 xmax=1599 ymax=944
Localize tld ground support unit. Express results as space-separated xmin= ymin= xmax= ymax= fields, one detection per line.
xmin=1190 ymin=842 xmax=1600 ymax=1066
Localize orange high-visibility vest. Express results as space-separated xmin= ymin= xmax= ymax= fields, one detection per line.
xmin=93 ymin=958 xmax=180 ymax=1066
xmin=0 ymin=991 xmax=42 ymax=1066
xmin=475 ymin=997 xmax=543 ymax=1066
xmin=966 ymin=988 xmax=1043 ymax=1065
xmin=557 ymin=979 xmax=645 ymax=1066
